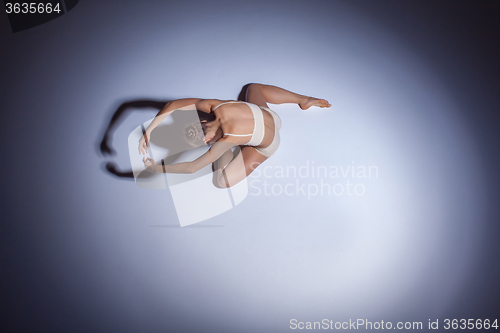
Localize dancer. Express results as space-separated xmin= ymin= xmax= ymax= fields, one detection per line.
xmin=140 ymin=83 xmax=331 ymax=188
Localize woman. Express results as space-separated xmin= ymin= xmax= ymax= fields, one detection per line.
xmin=140 ymin=83 xmax=331 ymax=188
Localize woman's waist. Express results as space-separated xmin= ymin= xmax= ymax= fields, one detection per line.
xmin=260 ymin=106 xmax=282 ymax=129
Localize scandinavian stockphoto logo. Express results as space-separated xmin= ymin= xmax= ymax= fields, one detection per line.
xmin=249 ymin=161 xmax=379 ymax=199
xmin=128 ymin=105 xmax=248 ymax=227
xmin=5 ymin=0 xmax=79 ymax=33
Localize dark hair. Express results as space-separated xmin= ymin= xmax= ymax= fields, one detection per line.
xmin=184 ymin=111 xmax=217 ymax=147
xmin=197 ymin=110 xmax=216 ymax=122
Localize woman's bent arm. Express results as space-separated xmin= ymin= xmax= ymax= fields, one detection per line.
xmin=145 ymin=98 xmax=202 ymax=135
xmin=145 ymin=140 xmax=237 ymax=174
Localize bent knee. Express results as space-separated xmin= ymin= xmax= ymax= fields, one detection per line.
xmin=245 ymin=84 xmax=268 ymax=106
xmin=247 ymin=83 xmax=262 ymax=92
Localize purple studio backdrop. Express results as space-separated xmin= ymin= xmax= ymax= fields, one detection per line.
xmin=1 ymin=0 xmax=499 ymax=332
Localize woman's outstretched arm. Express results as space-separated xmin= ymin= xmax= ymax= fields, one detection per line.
xmin=144 ymin=139 xmax=237 ymax=174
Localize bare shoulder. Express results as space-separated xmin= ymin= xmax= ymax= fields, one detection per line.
xmin=195 ymin=99 xmax=229 ymax=113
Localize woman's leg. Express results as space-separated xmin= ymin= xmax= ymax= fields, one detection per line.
xmin=212 ymin=148 xmax=237 ymax=188
xmin=213 ymin=146 xmax=267 ymax=188
xmin=246 ymin=83 xmax=331 ymax=109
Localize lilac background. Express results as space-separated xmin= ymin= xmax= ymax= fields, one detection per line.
xmin=1 ymin=1 xmax=499 ymax=332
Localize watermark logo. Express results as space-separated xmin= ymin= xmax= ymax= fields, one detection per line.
xmin=127 ymin=105 xmax=248 ymax=227
xmin=249 ymin=160 xmax=378 ymax=199
xmin=127 ymin=105 xmax=377 ymax=225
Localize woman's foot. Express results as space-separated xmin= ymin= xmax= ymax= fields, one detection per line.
xmin=299 ymin=97 xmax=331 ymax=110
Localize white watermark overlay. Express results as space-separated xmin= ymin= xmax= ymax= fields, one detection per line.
xmin=289 ymin=318 xmax=498 ymax=330
xmin=290 ymin=318 xmax=424 ymax=330
xmin=128 ymin=106 xmax=249 ymax=226
xmin=249 ymin=160 xmax=378 ymax=199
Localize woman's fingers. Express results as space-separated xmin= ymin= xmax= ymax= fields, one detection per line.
xmin=139 ymin=140 xmax=145 ymax=154
xmin=138 ymin=134 xmax=149 ymax=155
xmin=138 ymin=141 xmax=149 ymax=155
xmin=142 ymin=157 xmax=155 ymax=168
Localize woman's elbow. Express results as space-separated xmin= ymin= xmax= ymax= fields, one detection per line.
xmin=187 ymin=164 xmax=199 ymax=174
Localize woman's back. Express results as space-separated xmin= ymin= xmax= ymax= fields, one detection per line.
xmin=212 ymin=100 xmax=277 ymax=149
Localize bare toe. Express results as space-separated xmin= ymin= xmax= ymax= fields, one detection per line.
xmin=319 ymin=99 xmax=329 ymax=107
xmin=300 ymin=97 xmax=331 ymax=110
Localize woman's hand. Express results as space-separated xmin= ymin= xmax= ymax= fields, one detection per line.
xmin=143 ymin=157 xmax=158 ymax=172
xmin=138 ymin=132 xmax=150 ymax=155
